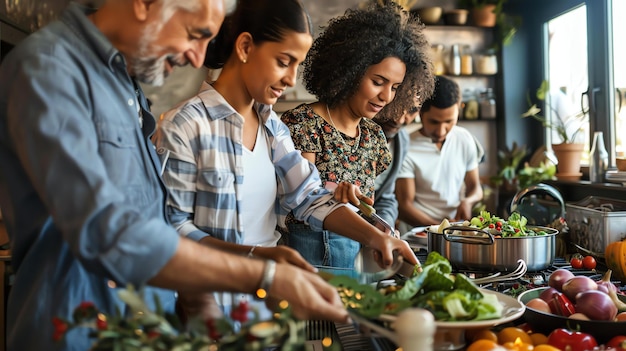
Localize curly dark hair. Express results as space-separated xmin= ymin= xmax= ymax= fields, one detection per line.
xmin=204 ymin=0 xmax=312 ymax=69
xmin=303 ymin=2 xmax=435 ymax=121
xmin=420 ymin=75 xmax=461 ymax=112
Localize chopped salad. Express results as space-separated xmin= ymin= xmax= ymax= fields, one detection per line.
xmin=329 ymin=252 xmax=503 ymax=322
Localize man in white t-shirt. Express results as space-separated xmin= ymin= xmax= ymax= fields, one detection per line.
xmin=395 ymin=76 xmax=483 ymax=233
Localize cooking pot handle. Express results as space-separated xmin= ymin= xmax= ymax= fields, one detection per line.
xmin=442 ymin=226 xmax=495 ymax=245
xmin=509 ymin=183 xmax=565 ymax=217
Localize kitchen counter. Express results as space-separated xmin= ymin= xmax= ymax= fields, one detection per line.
xmin=547 ymin=179 xmax=626 ymax=202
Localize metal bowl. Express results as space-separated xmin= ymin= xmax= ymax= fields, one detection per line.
xmin=518 ymin=287 xmax=626 ymax=344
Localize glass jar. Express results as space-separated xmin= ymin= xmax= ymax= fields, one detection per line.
xmin=475 ymin=51 xmax=498 ymax=75
xmin=447 ymin=44 xmax=461 ymax=76
xmin=460 ymin=45 xmax=473 ymax=75
xmin=431 ymin=44 xmax=445 ymax=76
xmin=462 ymin=89 xmax=479 ymax=120
xmin=479 ymin=89 xmax=496 ymax=119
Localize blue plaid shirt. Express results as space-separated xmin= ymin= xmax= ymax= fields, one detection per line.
xmin=154 ymin=82 xmax=343 ymax=244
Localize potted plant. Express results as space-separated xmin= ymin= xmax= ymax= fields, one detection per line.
xmin=490 ymin=142 xmax=556 ymax=191
xmin=522 ymin=80 xmax=588 ymax=179
xmin=459 ymin=0 xmax=519 ymax=47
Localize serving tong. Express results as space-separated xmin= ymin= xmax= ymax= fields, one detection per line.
xmin=469 ymin=259 xmax=528 ymax=285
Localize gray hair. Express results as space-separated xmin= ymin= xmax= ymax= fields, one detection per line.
xmin=160 ymin=0 xmax=236 ymax=23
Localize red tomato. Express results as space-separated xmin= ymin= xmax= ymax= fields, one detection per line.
xmin=583 ymin=255 xmax=597 ymax=270
xmin=547 ymin=328 xmax=598 ymax=351
xmin=608 ymin=336 xmax=626 ymax=350
xmin=570 ymin=257 xmax=583 ymax=269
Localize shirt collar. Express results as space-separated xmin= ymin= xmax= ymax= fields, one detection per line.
xmin=198 ymin=81 xmax=273 ymax=124
xmin=61 ymin=3 xmax=126 ymax=72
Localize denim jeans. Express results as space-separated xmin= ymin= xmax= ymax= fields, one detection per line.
xmin=285 ymin=223 xmax=360 ymax=269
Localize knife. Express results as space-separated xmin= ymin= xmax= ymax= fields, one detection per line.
xmin=357 ymin=199 xmax=422 ymax=274
xmin=357 ymin=199 xmax=396 ymax=236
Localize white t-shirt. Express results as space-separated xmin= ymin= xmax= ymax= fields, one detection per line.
xmin=241 ymin=120 xmax=280 ymax=247
xmin=397 ymin=126 xmax=478 ymax=232
xmin=215 ymin=120 xmax=277 ymax=321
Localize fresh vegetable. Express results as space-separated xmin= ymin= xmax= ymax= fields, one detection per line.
xmin=547 ymin=328 xmax=598 ymax=351
xmin=575 ymin=290 xmax=618 ymax=321
xmin=525 ymin=298 xmax=552 ymax=314
xmin=467 ymin=328 xmax=498 ymax=343
xmin=466 ymin=339 xmax=506 ymax=351
xmin=329 ymin=252 xmax=503 ymax=322
xmin=466 ymin=211 xmax=549 ymax=237
xmin=529 ymin=332 xmax=549 ymax=346
xmin=617 ymin=312 xmax=626 ymax=321
xmin=539 ymin=287 xmax=560 ymax=303
xmin=583 ymin=255 xmax=597 ymax=270
xmin=606 ymin=241 xmax=626 ymax=281
xmin=570 ymin=256 xmax=584 ymax=269
xmin=569 ymin=312 xmax=590 ymax=320
xmin=547 ymin=291 xmax=576 ymax=317
xmin=497 ymin=326 xmax=533 ymax=345
xmin=607 ymin=335 xmax=626 ymax=350
xmin=548 ymin=269 xmax=575 ymax=291
xmin=561 ymin=275 xmax=598 ymax=302
xmin=596 ymin=270 xmax=626 ymax=313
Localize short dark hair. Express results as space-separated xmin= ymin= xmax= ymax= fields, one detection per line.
xmin=303 ymin=2 xmax=435 ymax=121
xmin=204 ymin=0 xmax=312 ymax=69
xmin=420 ymin=76 xmax=461 ymax=112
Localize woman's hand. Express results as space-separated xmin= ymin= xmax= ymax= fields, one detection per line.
xmin=369 ymin=234 xmax=419 ymax=267
xmin=331 ymin=181 xmax=372 ymax=207
xmin=252 ymin=246 xmax=316 ymax=272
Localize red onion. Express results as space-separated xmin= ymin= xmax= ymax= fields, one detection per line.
xmin=539 ymin=287 xmax=560 ymax=303
xmin=575 ymin=290 xmax=618 ymax=320
xmin=549 ymin=268 xmax=575 ymax=291
xmin=562 ymin=276 xmax=598 ymax=302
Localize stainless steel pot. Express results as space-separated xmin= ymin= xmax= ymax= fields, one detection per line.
xmin=427 ymin=225 xmax=559 ymax=272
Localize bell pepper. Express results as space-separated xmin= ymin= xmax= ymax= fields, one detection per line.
xmin=607 ymin=335 xmax=626 ymax=351
xmin=548 ymin=292 xmax=576 ymax=317
xmin=547 ymin=328 xmax=598 ymax=351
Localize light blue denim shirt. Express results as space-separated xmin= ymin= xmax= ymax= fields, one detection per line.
xmin=0 ymin=4 xmax=179 ymax=350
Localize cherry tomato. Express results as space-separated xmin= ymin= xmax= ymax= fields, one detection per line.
xmin=530 ymin=332 xmax=549 ymax=346
xmin=570 ymin=257 xmax=583 ymax=269
xmin=468 ymin=328 xmax=498 ymax=343
xmin=582 ymin=255 xmax=597 ymax=270
xmin=547 ymin=328 xmax=598 ymax=351
xmin=607 ymin=335 xmax=626 ymax=350
xmin=466 ymin=339 xmax=506 ymax=351
xmin=498 ymin=327 xmax=533 ymax=345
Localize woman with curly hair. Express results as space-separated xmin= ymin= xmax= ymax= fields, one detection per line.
xmin=281 ymin=2 xmax=435 ymax=268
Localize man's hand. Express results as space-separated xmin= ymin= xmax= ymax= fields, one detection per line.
xmin=270 ymin=263 xmax=349 ymax=323
xmin=455 ymin=199 xmax=473 ymax=221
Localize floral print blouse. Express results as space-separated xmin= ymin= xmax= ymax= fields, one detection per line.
xmin=281 ymin=103 xmax=392 ymax=199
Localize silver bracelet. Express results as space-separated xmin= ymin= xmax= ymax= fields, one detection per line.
xmin=247 ymin=245 xmax=259 ymax=258
xmin=258 ymin=259 xmax=276 ymax=298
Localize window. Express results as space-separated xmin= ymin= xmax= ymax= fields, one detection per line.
xmin=545 ymin=5 xmax=589 ymax=162
xmin=540 ymin=0 xmax=618 ymax=167
xmin=613 ymin=0 xmax=626 ymax=158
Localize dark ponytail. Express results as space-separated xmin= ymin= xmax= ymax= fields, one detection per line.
xmin=204 ymin=0 xmax=313 ymax=69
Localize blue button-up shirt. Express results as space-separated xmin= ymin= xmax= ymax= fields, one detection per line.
xmin=0 ymin=4 xmax=179 ymax=350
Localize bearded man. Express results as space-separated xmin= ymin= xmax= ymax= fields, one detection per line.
xmin=0 ymin=1 xmax=348 ymax=349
